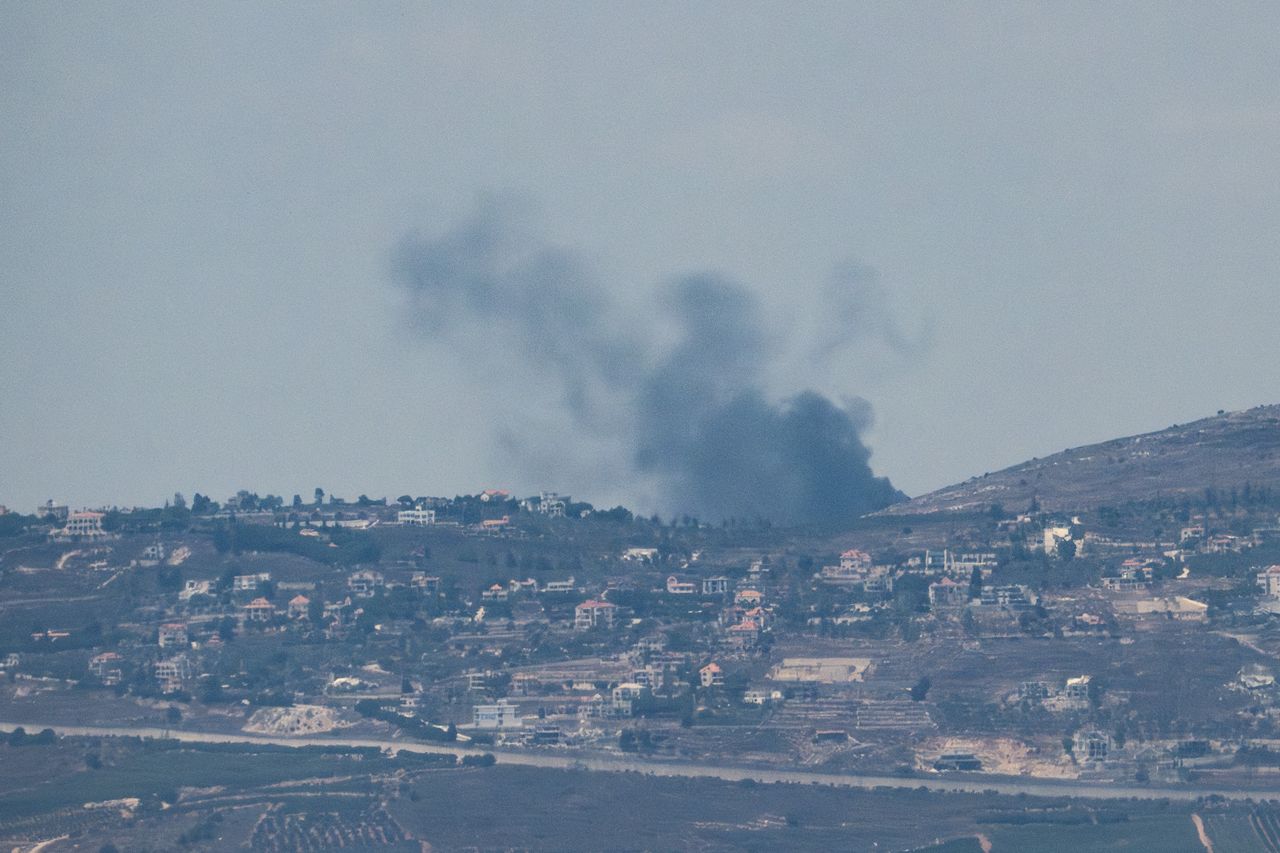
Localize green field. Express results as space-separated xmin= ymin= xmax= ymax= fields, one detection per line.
xmin=0 ymin=737 xmax=1207 ymax=852
xmin=0 ymin=741 xmax=400 ymax=821
xmin=984 ymin=815 xmax=1201 ymax=853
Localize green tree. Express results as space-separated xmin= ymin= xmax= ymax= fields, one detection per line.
xmin=968 ymin=566 xmax=983 ymax=601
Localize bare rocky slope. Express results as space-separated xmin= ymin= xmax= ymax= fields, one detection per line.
xmin=878 ymin=404 xmax=1280 ymax=516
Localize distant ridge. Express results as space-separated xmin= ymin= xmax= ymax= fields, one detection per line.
xmin=878 ymin=404 xmax=1280 ymax=516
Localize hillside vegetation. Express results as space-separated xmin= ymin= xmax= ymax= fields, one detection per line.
xmin=880 ymin=404 xmax=1280 ymax=516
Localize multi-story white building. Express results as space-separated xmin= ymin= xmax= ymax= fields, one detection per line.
xmin=287 ymin=594 xmax=311 ymax=619
xmin=928 ymin=577 xmax=969 ymax=608
xmin=347 ymin=570 xmax=385 ymax=597
xmin=155 ymin=654 xmax=193 ymax=693
xmin=158 ymin=623 xmax=188 ymax=648
xmin=702 ymin=576 xmax=730 ymax=595
xmin=243 ymin=597 xmax=275 ymax=622
xmin=473 ymin=699 xmax=522 ymax=729
xmin=89 ymin=652 xmax=124 ymax=686
xmin=574 ymin=599 xmax=618 ymax=630
xmin=411 ymin=573 xmax=440 ymax=594
xmin=612 ymin=682 xmax=646 ymax=715
xmin=537 ymin=492 xmax=567 ymax=517
xmin=62 ymin=511 xmax=107 ymax=538
xmin=233 ymin=572 xmax=270 ymax=592
xmin=840 ymin=549 xmax=872 ymax=572
xmin=398 ymin=507 xmax=436 ymax=526
xmin=1258 ymin=565 xmax=1280 ymax=597
xmin=35 ymin=501 xmax=69 ymax=523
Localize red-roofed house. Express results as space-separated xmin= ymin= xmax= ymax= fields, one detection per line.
xmin=243 ymin=597 xmax=274 ymax=622
xmin=699 ymin=662 xmax=724 ymax=688
xmin=1258 ymin=565 xmax=1280 ymax=597
xmin=928 ymin=577 xmax=969 ymax=608
xmin=287 ymin=594 xmax=311 ymax=619
xmin=574 ymin=600 xmax=618 ymax=630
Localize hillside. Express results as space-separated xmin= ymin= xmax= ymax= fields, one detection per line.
xmin=879 ymin=404 xmax=1280 ymax=516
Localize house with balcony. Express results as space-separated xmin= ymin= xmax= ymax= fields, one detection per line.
xmin=158 ymin=623 xmax=189 ymax=649
xmin=575 ymin=599 xmax=618 ymax=630
xmin=347 ymin=570 xmax=385 ymax=598
xmin=243 ymin=597 xmax=275 ymax=623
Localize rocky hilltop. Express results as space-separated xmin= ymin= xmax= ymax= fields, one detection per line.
xmin=880 ymin=404 xmax=1280 ymax=516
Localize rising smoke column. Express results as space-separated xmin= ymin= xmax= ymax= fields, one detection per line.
xmin=392 ymin=200 xmax=906 ymax=526
xmin=632 ymin=275 xmax=903 ymax=524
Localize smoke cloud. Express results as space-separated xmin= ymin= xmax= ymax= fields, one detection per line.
xmin=392 ymin=199 xmax=906 ymax=525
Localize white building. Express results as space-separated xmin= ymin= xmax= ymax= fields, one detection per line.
xmin=180 ymin=580 xmax=213 ymax=601
xmin=158 ymin=623 xmax=188 ymax=649
xmin=574 ymin=599 xmax=618 ymax=630
xmin=924 ymin=550 xmax=997 ymax=576
xmin=411 ymin=572 xmax=441 ymax=594
xmin=928 ymin=577 xmax=969 ymax=608
xmin=612 ymin=683 xmax=646 ymax=715
xmin=1258 ymin=565 xmax=1280 ymax=597
xmin=473 ymin=699 xmax=522 ymax=729
xmin=155 ymin=654 xmax=193 ymax=693
xmin=398 ymin=507 xmax=436 ymax=526
xmin=1073 ymin=730 xmax=1111 ymax=763
xmin=1043 ymin=519 xmax=1084 ymax=557
xmin=62 ymin=511 xmax=107 ymax=538
xmin=539 ymin=493 xmax=567 ymax=517
xmin=840 ymin=549 xmax=872 ymax=571
xmin=89 ymin=652 xmax=124 ymax=686
xmin=702 ymin=576 xmax=730 ymax=595
xmin=233 ymin=572 xmax=270 ymax=592
xmin=35 ymin=501 xmax=69 ymax=523
xmin=243 ymin=597 xmax=274 ymax=622
xmin=1064 ymin=675 xmax=1092 ymax=701
xmin=666 ymin=575 xmax=696 ymax=595
xmin=347 ymin=570 xmax=385 ymax=597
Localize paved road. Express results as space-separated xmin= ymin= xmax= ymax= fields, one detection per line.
xmin=4 ymin=718 xmax=1280 ymax=804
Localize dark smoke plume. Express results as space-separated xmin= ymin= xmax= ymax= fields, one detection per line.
xmin=393 ymin=199 xmax=906 ymax=526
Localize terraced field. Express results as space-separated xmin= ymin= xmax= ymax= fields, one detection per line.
xmin=1202 ymin=805 xmax=1280 ymax=853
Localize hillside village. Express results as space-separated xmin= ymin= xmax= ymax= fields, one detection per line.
xmin=7 ymin=447 xmax=1280 ymax=796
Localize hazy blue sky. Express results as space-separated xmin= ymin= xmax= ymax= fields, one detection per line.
xmin=3 ymin=3 xmax=1279 ymax=513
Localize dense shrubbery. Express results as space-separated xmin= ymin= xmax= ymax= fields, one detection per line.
xmin=5 ymin=727 xmax=57 ymax=746
xmin=0 ymin=513 xmax=35 ymax=537
xmin=354 ymin=699 xmax=457 ymax=742
xmin=211 ymin=521 xmax=381 ymax=564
